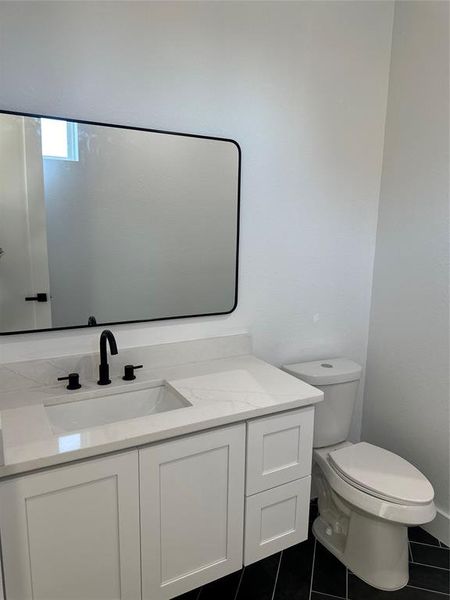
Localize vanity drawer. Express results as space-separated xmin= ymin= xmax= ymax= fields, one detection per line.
xmin=246 ymin=406 xmax=314 ymax=495
xmin=244 ymin=476 xmax=311 ymax=565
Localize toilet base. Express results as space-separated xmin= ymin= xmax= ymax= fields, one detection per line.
xmin=313 ymin=464 xmax=409 ymax=591
xmin=312 ymin=514 xmax=409 ymax=591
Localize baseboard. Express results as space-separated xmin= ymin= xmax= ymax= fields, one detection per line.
xmin=422 ymin=506 xmax=450 ymax=546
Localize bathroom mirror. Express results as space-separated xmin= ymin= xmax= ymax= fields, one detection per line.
xmin=0 ymin=110 xmax=240 ymax=334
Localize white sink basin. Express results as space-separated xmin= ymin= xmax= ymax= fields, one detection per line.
xmin=46 ymin=384 xmax=191 ymax=434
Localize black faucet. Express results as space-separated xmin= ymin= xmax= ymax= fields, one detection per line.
xmin=98 ymin=329 xmax=118 ymax=385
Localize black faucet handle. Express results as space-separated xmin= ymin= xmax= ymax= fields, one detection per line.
xmin=122 ymin=364 xmax=143 ymax=381
xmin=58 ymin=373 xmax=81 ymax=390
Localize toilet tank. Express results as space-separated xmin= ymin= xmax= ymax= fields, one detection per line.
xmin=282 ymin=358 xmax=362 ymax=448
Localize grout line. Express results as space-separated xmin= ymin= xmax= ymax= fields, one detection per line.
xmin=346 ymin=567 xmax=349 ymax=600
xmin=309 ymin=591 xmax=346 ymax=600
xmin=308 ymin=539 xmax=317 ymax=600
xmin=408 ymin=540 xmax=413 ymax=562
xmin=407 ymin=584 xmax=450 ymax=596
xmin=233 ymin=567 xmax=245 ymax=600
xmin=410 ymin=560 xmax=450 ymax=572
xmin=196 ymin=588 xmax=203 ymax=600
xmin=270 ymin=551 xmax=283 ymax=600
xmin=409 ymin=540 xmax=444 ymax=549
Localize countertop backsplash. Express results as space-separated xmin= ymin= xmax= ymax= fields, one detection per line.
xmin=0 ymin=333 xmax=251 ymax=410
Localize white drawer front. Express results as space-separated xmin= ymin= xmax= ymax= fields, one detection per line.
xmin=244 ymin=476 xmax=311 ymax=565
xmin=246 ymin=406 xmax=314 ymax=495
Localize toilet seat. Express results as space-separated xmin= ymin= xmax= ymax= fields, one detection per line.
xmin=313 ymin=442 xmax=436 ymax=525
xmin=328 ymin=442 xmax=434 ymax=506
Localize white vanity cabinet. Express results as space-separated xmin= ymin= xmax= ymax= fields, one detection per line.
xmin=0 ymin=451 xmax=141 ymax=600
xmin=0 ymin=406 xmax=315 ymax=599
xmin=0 ymin=424 xmax=246 ymax=600
xmin=139 ymin=423 xmax=246 ymax=599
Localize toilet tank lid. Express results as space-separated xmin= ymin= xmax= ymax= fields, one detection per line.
xmin=283 ymin=358 xmax=362 ymax=385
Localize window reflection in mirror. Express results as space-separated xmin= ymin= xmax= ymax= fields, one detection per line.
xmin=41 ymin=118 xmax=79 ymax=161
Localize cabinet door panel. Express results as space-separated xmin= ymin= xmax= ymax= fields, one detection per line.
xmin=0 ymin=451 xmax=140 ymax=600
xmin=244 ymin=476 xmax=311 ymax=565
xmin=246 ymin=406 xmax=314 ymax=494
xmin=140 ymin=424 xmax=245 ymax=599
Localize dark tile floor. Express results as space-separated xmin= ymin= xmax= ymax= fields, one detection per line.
xmin=175 ymin=501 xmax=450 ymax=600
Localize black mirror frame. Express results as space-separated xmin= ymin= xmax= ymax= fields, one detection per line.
xmin=0 ymin=109 xmax=241 ymax=336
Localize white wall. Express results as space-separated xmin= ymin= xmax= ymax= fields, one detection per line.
xmin=362 ymin=1 xmax=449 ymax=542
xmin=0 ymin=1 xmax=394 ymax=439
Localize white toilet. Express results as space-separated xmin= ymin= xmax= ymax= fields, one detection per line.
xmin=283 ymin=358 xmax=436 ymax=591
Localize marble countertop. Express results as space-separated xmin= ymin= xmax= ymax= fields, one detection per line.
xmin=0 ymin=354 xmax=323 ymax=478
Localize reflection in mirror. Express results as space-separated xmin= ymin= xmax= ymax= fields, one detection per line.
xmin=0 ymin=112 xmax=240 ymax=334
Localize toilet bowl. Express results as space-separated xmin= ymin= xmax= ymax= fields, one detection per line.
xmin=283 ymin=358 xmax=436 ymax=591
xmin=313 ymin=441 xmax=435 ymax=590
